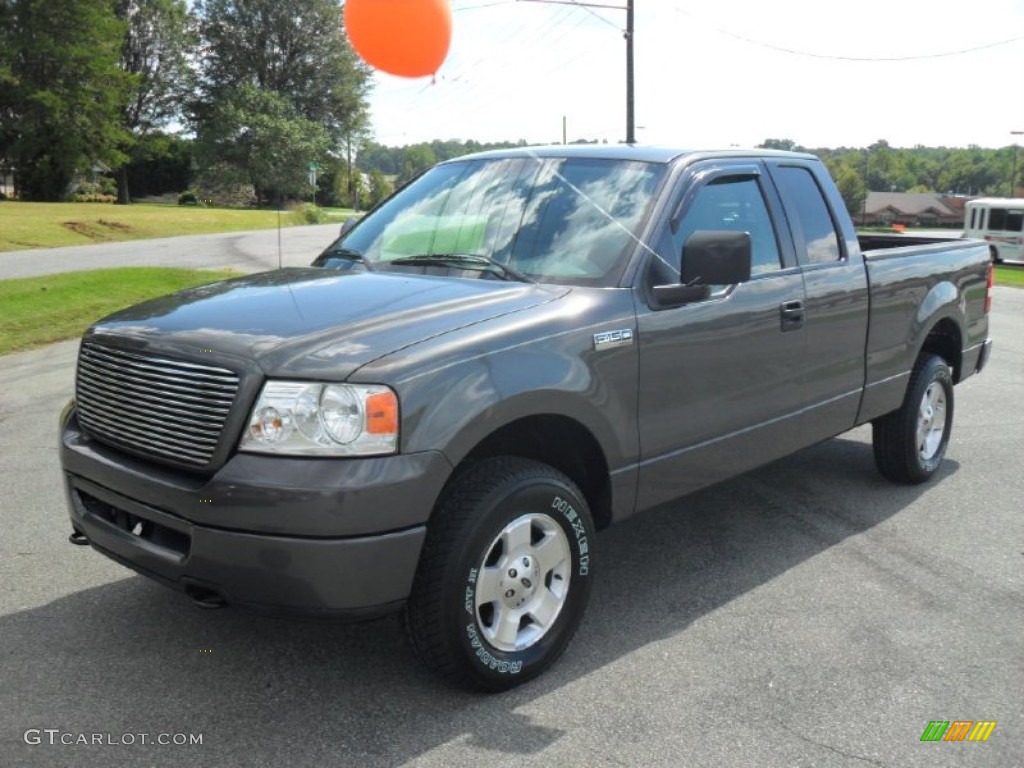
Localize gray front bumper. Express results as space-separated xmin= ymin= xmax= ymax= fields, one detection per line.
xmin=61 ymin=407 xmax=451 ymax=616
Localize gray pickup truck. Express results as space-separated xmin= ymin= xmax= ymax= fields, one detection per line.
xmin=60 ymin=146 xmax=993 ymax=690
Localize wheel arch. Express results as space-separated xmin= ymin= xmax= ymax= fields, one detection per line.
xmin=447 ymin=413 xmax=614 ymax=531
xmin=919 ymin=316 xmax=963 ymax=382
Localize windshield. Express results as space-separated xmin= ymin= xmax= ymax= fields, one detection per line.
xmin=319 ymin=155 xmax=667 ymax=286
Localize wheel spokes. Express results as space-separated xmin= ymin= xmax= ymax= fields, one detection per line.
xmin=500 ymin=516 xmax=533 ymax=553
xmin=917 ymin=382 xmax=947 ymax=459
xmin=532 ymin=529 xmax=570 ymax=576
xmin=474 ymin=512 xmax=573 ymax=653
xmin=527 ymin=588 xmax=562 ymax=630
xmin=485 ymin=605 xmax=522 ymax=648
xmin=475 ymin=566 xmax=503 ymax=605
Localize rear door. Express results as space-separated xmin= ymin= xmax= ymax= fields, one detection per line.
xmin=764 ymin=160 xmax=870 ymax=438
xmin=633 ymin=161 xmax=809 ymax=510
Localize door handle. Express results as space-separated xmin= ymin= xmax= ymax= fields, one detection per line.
xmin=780 ymin=299 xmax=804 ymax=332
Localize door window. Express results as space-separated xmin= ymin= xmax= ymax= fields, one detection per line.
xmin=654 ymin=176 xmax=781 ymax=284
xmin=772 ymin=166 xmax=842 ymax=265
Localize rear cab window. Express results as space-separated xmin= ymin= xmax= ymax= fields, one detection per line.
xmin=769 ymin=165 xmax=844 ymax=266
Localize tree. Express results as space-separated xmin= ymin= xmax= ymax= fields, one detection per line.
xmin=3 ymin=0 xmax=132 ymax=200
xmin=195 ymin=85 xmax=331 ymax=204
xmin=397 ymin=144 xmax=437 ymax=185
xmin=758 ymin=138 xmax=801 ymax=152
xmin=366 ymin=168 xmax=392 ymax=208
xmin=0 ymin=1 xmax=17 ymax=184
xmin=831 ymin=163 xmax=866 ymax=220
xmin=114 ymin=0 xmax=195 ymax=203
xmin=123 ymin=131 xmax=192 ymax=198
xmin=192 ymin=0 xmax=372 ymax=204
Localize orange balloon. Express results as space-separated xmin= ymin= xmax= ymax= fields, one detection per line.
xmin=345 ymin=0 xmax=452 ymax=79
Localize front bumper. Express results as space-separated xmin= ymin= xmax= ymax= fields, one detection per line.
xmin=61 ymin=407 xmax=452 ymax=617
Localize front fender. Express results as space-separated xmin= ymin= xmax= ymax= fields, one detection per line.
xmin=400 ymin=342 xmax=636 ymax=471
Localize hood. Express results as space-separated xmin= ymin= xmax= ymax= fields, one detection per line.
xmin=86 ymin=268 xmax=567 ymax=379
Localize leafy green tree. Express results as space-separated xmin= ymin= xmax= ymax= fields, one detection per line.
xmin=0 ymin=2 xmax=17 ymax=184
xmin=196 ymin=85 xmax=330 ymax=204
xmin=124 ymin=132 xmax=193 ymax=198
xmin=192 ymin=0 xmax=372 ymax=203
xmin=3 ymin=0 xmax=132 ymax=200
xmin=758 ymin=138 xmax=802 ymax=152
xmin=398 ymin=145 xmax=438 ymax=185
xmin=367 ymin=168 xmax=392 ymax=208
xmin=832 ymin=163 xmax=867 ymax=219
xmin=114 ymin=0 xmax=195 ymax=203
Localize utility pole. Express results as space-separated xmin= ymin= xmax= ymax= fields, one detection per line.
xmin=861 ymin=149 xmax=870 ymax=227
xmin=1011 ymin=131 xmax=1023 ymax=197
xmin=518 ymin=0 xmax=635 ymax=144
xmin=625 ymin=0 xmax=634 ymax=144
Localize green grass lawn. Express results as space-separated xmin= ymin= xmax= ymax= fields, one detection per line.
xmin=994 ymin=265 xmax=1024 ymax=287
xmin=0 ymin=267 xmax=239 ymax=355
xmin=0 ymin=201 xmax=354 ymax=252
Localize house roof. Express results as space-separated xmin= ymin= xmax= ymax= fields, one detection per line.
xmin=866 ymin=192 xmax=960 ymax=217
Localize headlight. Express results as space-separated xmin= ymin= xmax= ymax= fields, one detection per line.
xmin=240 ymin=381 xmax=398 ymax=456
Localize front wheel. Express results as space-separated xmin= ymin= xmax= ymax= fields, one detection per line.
xmin=404 ymin=457 xmax=594 ymax=691
xmin=872 ymin=354 xmax=954 ymax=484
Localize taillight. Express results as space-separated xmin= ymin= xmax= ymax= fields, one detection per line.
xmin=985 ymin=263 xmax=993 ymax=315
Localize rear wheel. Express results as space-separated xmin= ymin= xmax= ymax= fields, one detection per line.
xmin=872 ymin=354 xmax=954 ymax=484
xmin=404 ymin=457 xmax=594 ymax=691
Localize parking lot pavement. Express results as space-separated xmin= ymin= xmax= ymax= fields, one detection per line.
xmin=1 ymin=289 xmax=1021 ymax=767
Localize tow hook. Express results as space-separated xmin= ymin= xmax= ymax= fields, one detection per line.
xmin=68 ymin=529 xmax=89 ymax=546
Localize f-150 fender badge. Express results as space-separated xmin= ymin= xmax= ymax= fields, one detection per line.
xmin=593 ymin=328 xmax=634 ymax=350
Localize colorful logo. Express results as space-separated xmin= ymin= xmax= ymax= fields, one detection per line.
xmin=920 ymin=721 xmax=997 ymax=742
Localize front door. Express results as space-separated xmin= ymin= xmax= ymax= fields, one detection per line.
xmin=634 ymin=161 xmax=808 ymax=510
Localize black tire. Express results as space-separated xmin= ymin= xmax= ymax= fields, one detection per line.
xmin=990 ymin=246 xmax=1003 ymax=265
xmin=872 ymin=354 xmax=954 ymax=484
xmin=404 ymin=457 xmax=595 ymax=692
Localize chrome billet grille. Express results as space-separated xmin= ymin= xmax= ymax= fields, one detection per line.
xmin=75 ymin=341 xmax=240 ymax=467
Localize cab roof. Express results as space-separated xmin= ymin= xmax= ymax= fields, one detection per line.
xmin=450 ymin=144 xmax=819 ymax=165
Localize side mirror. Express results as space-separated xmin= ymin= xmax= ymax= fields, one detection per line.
xmin=681 ymin=230 xmax=752 ymax=286
xmin=339 ymin=216 xmax=361 ymax=237
xmin=651 ymin=230 xmax=751 ymax=309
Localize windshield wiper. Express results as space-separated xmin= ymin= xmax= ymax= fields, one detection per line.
xmin=389 ymin=253 xmax=534 ymax=283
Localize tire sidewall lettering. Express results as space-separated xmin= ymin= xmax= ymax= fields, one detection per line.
xmin=551 ymin=495 xmax=590 ymax=576
xmin=916 ymin=367 xmax=954 ymax=474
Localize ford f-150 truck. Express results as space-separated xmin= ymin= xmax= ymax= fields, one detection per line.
xmin=60 ymin=146 xmax=993 ymax=691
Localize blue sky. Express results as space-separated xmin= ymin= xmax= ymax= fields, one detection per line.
xmin=366 ymin=0 xmax=1024 ymax=148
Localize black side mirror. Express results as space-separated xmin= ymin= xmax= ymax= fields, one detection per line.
xmin=681 ymin=230 xmax=752 ymax=286
xmin=339 ymin=216 xmax=361 ymax=237
xmin=651 ymin=230 xmax=752 ymax=309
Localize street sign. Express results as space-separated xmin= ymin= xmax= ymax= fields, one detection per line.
xmin=308 ymin=162 xmax=320 ymax=171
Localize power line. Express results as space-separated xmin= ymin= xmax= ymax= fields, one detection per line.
xmin=561 ymin=0 xmax=622 ymax=30
xmin=452 ymin=1 xmax=517 ymax=12
xmin=670 ymin=5 xmax=1024 ymax=62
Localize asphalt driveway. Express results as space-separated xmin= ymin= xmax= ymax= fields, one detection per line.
xmin=0 ymin=289 xmax=1021 ymax=767
xmin=0 ymin=223 xmax=342 ymax=279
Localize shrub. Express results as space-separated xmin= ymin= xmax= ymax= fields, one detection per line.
xmin=72 ymin=193 xmax=117 ymax=203
xmin=289 ymin=202 xmax=325 ymax=225
xmin=178 ymin=190 xmax=202 ymax=206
